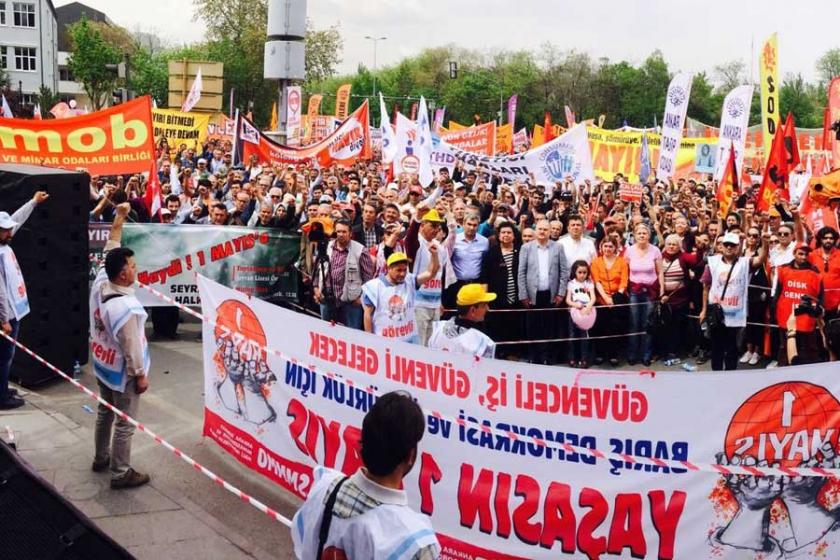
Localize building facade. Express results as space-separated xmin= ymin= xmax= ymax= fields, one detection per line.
xmin=0 ymin=0 xmax=58 ymax=105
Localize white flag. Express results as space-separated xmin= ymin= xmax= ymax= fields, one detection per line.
xmin=656 ymin=72 xmax=693 ymax=180
xmin=0 ymin=95 xmax=13 ymax=118
xmin=713 ymin=84 xmax=754 ymax=182
xmin=33 ymin=103 xmax=42 ymax=120
xmin=181 ymin=68 xmax=203 ymax=113
xmin=379 ymin=93 xmax=397 ymax=164
xmin=415 ymin=96 xmax=434 ymax=186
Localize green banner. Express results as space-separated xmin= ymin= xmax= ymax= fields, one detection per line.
xmin=88 ymin=223 xmax=300 ymax=306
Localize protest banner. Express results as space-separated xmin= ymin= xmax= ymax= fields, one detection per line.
xmin=286 ymin=85 xmax=302 ymax=146
xmin=830 ymin=77 xmax=840 ymax=169
xmin=0 ymin=96 xmax=155 ymax=175
xmin=512 ymin=127 xmax=529 ymax=152
xmin=496 ymin=123 xmax=513 ymax=154
xmin=433 ymin=124 xmax=594 ymax=185
xmin=335 ymin=84 xmax=352 ymax=119
xmin=440 ymin=121 xmax=497 ymax=156
xmin=619 ymin=183 xmax=644 ymax=203
xmin=199 ymin=273 xmax=840 ymax=559
xmin=152 ymin=108 xmax=210 ymax=150
xmin=760 ymin=33 xmax=780 ymax=154
xmin=713 ymin=85 xmax=754 ymax=181
xmin=90 ymin=224 xmax=300 ymax=306
xmin=447 ymin=120 xmax=467 ymax=131
xmin=586 ymin=127 xmax=717 ymax=182
xmin=303 ymin=94 xmax=323 ymax=143
xmin=238 ymin=100 xmax=371 ymax=168
xmin=507 ymin=94 xmax=518 ymax=127
xmin=656 ymin=72 xmax=693 ymax=180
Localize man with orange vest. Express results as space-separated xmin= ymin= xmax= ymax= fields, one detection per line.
xmin=775 ymin=243 xmax=823 ymax=365
xmin=809 ymin=227 xmax=840 ymax=321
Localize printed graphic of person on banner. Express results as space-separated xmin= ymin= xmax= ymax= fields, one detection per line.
xmin=212 ymin=299 xmax=278 ymax=425
xmin=711 ymin=382 xmax=840 ymax=558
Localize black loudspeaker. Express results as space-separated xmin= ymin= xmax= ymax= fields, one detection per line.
xmin=0 ymin=164 xmax=89 ymax=386
xmin=0 ymin=439 xmax=134 ymax=559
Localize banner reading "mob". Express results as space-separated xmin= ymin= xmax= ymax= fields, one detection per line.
xmin=0 ymin=96 xmax=155 ymax=175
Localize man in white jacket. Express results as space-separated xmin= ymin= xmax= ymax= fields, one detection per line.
xmin=0 ymin=190 xmax=49 ymax=409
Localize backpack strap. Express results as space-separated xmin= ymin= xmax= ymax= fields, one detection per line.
xmin=101 ymin=293 xmax=125 ymax=305
xmin=316 ymin=476 xmax=348 ymax=560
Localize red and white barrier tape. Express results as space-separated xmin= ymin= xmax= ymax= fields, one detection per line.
xmin=138 ymin=282 xmax=840 ymax=479
xmin=0 ymin=330 xmax=293 ymax=527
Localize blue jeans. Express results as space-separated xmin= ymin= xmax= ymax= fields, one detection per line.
xmin=320 ymin=301 xmax=364 ymax=330
xmin=0 ymin=319 xmax=20 ymax=402
xmin=627 ymin=292 xmax=652 ymax=362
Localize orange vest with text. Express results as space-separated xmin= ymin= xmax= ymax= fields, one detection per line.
xmin=809 ymin=248 xmax=840 ymax=313
xmin=776 ymin=265 xmax=821 ymax=332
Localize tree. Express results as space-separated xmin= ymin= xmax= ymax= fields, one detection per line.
xmin=35 ymin=85 xmax=60 ymax=113
xmin=816 ymin=48 xmax=840 ymax=83
xmin=713 ymin=60 xmax=746 ymax=93
xmin=780 ymin=73 xmax=821 ymax=128
xmin=67 ymin=19 xmax=121 ymax=110
xmin=305 ymin=22 xmax=343 ymax=84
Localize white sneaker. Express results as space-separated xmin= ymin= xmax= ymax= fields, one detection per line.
xmin=767 ymin=360 xmax=778 ymax=369
xmin=739 ymin=350 xmax=752 ymax=364
xmin=748 ymin=353 xmax=760 ymax=365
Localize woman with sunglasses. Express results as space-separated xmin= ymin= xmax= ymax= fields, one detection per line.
xmin=741 ymin=227 xmax=771 ymax=365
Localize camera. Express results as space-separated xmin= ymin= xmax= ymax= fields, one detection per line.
xmin=794 ymin=294 xmax=823 ymax=318
xmin=832 ymin=120 xmax=840 ymax=141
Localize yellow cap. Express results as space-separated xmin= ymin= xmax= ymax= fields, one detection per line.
xmin=386 ymin=252 xmax=410 ymax=267
xmin=457 ymin=284 xmax=497 ymax=306
xmin=422 ymin=209 xmax=445 ymax=223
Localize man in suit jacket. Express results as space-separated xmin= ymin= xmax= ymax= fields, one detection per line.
xmin=518 ymin=219 xmax=570 ymax=364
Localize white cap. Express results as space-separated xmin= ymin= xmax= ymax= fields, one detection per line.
xmin=721 ymin=232 xmax=740 ymax=245
xmin=160 ymin=208 xmax=172 ymax=216
xmin=0 ymin=212 xmax=18 ymax=230
xmin=387 ymin=182 xmax=399 ymax=191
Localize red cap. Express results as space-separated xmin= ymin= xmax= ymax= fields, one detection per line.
xmin=795 ymin=243 xmax=812 ymax=253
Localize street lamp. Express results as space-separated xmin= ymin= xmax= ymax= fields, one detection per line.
xmin=364 ymin=35 xmax=387 ymax=100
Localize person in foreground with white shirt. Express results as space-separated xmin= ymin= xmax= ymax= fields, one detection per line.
xmin=292 ymin=391 xmax=440 ymax=560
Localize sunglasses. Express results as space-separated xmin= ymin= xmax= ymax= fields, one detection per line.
xmin=747 ymin=233 xmax=760 ymax=238
xmin=779 ymin=231 xmax=791 ymax=236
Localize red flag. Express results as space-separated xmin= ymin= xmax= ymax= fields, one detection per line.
xmin=823 ymin=106 xmax=832 ymax=151
xmin=782 ymin=113 xmax=801 ymax=170
xmin=144 ymin=160 xmax=162 ymax=219
xmin=756 ymin=122 xmax=788 ymax=211
xmin=543 ymin=112 xmax=555 ymax=143
xmin=716 ymin=144 xmax=738 ymax=216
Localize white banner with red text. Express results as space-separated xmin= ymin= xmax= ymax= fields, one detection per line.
xmin=199 ymin=274 xmax=840 ymax=560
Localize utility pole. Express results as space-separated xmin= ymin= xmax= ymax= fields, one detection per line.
xmin=365 ymin=36 xmax=387 ymax=100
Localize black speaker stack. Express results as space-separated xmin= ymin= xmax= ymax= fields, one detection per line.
xmin=0 ymin=164 xmax=89 ymax=386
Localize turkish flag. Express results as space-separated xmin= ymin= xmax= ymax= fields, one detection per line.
xmin=756 ymin=122 xmax=788 ymax=211
xmin=143 ymin=159 xmax=162 ymax=219
xmin=543 ymin=111 xmax=555 ymax=143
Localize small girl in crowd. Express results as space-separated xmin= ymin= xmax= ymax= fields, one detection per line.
xmin=566 ymin=260 xmax=597 ymax=369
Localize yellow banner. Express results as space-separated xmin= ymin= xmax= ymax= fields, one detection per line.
xmin=304 ymin=94 xmax=323 ymax=143
xmin=335 ymin=84 xmax=352 ymax=119
xmin=151 ymin=108 xmax=209 ymax=149
xmin=448 ymin=121 xmax=467 ymax=131
xmin=586 ymin=126 xmax=717 ymax=182
xmin=759 ymin=33 xmax=779 ymax=152
xmin=495 ymin=123 xmax=512 ymax=154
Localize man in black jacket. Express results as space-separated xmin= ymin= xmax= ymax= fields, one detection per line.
xmin=352 ymin=203 xmax=383 ymax=249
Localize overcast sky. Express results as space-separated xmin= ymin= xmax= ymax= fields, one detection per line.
xmin=57 ymin=0 xmax=837 ymax=83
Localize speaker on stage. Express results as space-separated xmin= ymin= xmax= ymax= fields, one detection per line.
xmin=0 ymin=164 xmax=89 ymax=386
xmin=0 ymin=439 xmax=133 ymax=559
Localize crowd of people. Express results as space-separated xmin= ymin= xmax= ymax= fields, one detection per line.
xmin=80 ymin=134 xmax=840 ymax=371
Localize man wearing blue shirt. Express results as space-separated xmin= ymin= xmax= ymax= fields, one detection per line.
xmin=444 ymin=213 xmax=489 ymax=308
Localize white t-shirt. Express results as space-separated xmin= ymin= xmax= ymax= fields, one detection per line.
xmin=362 ymin=274 xmax=419 ymax=343
xmin=558 ymin=235 xmax=597 ymax=265
xmin=567 ymin=278 xmax=594 ymax=305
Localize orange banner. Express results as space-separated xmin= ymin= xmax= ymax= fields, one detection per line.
xmin=830 ymin=78 xmax=840 ymax=171
xmin=304 ymin=94 xmax=323 ymax=143
xmin=495 ymin=123 xmax=512 ymax=154
xmin=440 ymin=121 xmax=496 ymax=155
xmin=241 ymin=100 xmax=370 ymax=168
xmin=0 ymin=96 xmax=155 ymax=175
xmin=335 ymin=84 xmax=351 ymax=119
xmin=447 ymin=120 xmax=467 ymax=131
